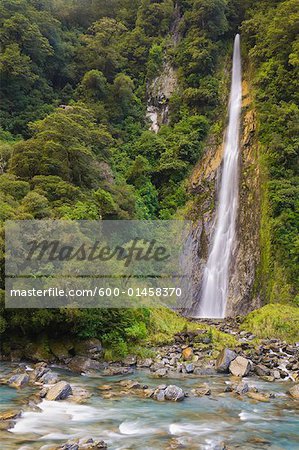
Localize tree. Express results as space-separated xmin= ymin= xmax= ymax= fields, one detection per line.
xmin=79 ymin=70 xmax=109 ymax=100
xmin=10 ymin=104 xmax=114 ymax=186
xmin=79 ymin=18 xmax=127 ymax=80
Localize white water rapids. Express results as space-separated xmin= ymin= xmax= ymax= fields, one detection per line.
xmin=195 ymin=34 xmax=242 ymax=319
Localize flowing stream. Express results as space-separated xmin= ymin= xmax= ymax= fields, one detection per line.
xmin=1 ymin=363 xmax=299 ymax=449
xmin=195 ymin=35 xmax=242 ymax=319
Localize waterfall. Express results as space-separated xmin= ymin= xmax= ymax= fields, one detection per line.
xmin=195 ymin=35 xmax=242 ymax=319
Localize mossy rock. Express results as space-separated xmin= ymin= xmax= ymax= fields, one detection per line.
xmin=49 ymin=340 xmax=74 ymax=361
xmin=24 ymin=340 xmax=53 ymax=362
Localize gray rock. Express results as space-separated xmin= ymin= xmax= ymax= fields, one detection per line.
xmin=69 ymin=386 xmax=91 ymax=403
xmin=102 ymin=366 xmax=133 ymax=376
xmin=164 ymin=385 xmax=185 ymax=402
xmin=8 ymin=373 xmax=29 ymax=388
xmin=155 ymin=390 xmax=166 ymax=401
xmin=288 ymin=384 xmax=299 ymax=399
xmin=185 ymin=363 xmax=194 ymax=373
xmin=39 ymin=387 xmax=48 ymax=398
xmin=74 ymin=338 xmax=102 ymax=357
xmin=229 ymin=356 xmax=252 ymax=377
xmin=151 ymin=362 xmax=165 ymax=372
xmin=191 ymin=383 xmax=211 ymax=396
xmin=78 ymin=437 xmax=108 ymax=449
xmin=119 ymin=380 xmax=141 ymax=389
xmin=247 ymin=391 xmax=270 ymax=402
xmin=255 ymin=364 xmax=270 ymax=377
xmin=49 ymin=341 xmax=73 ymax=361
xmin=216 ymin=349 xmax=237 ymax=373
xmin=122 ymin=355 xmax=137 ymax=366
xmin=34 ymin=367 xmax=49 ymax=380
xmin=68 ymin=356 xmax=101 ymax=374
xmin=46 ymin=381 xmax=72 ymax=401
xmin=39 ymin=371 xmax=59 ymax=384
xmin=273 ymin=370 xmax=281 ymax=379
xmin=137 ymin=358 xmax=153 ymax=368
xmin=0 ymin=409 xmax=21 ymax=420
xmin=154 ymin=368 xmax=168 ymax=377
xmin=235 ymin=382 xmax=249 ymax=395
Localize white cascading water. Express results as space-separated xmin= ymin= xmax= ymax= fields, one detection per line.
xmin=195 ymin=34 xmax=242 ymax=319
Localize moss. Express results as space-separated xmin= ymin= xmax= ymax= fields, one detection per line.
xmin=240 ymin=304 xmax=299 ymax=343
xmin=145 ymin=307 xmax=237 ymax=350
xmin=256 ymin=145 xmax=295 ymax=304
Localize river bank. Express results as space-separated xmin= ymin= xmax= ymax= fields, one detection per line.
xmin=1 ymin=360 xmax=299 ymax=450
xmin=1 ymin=315 xmax=299 ymax=449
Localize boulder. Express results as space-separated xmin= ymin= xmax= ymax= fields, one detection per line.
xmin=46 ymin=381 xmax=72 ymax=401
xmin=49 ymin=341 xmax=73 ymax=361
xmin=119 ymin=380 xmax=141 ymax=389
xmin=39 ymin=387 xmax=49 ymax=398
xmin=191 ymin=383 xmax=211 ymax=397
xmin=261 ymin=375 xmax=275 ymax=382
xmin=154 ymin=368 xmax=168 ymax=378
xmin=182 ymin=347 xmax=193 ymax=361
xmin=39 ymin=371 xmax=59 ymax=385
xmin=143 ymin=388 xmax=155 ymax=398
xmin=164 ymin=385 xmax=185 ymax=402
xmin=8 ymin=373 xmax=29 ymax=388
xmin=102 ymin=366 xmax=133 ymax=376
xmin=68 ymin=356 xmax=101 ymax=374
xmin=56 ymin=438 xmax=107 ymax=450
xmin=255 ymin=364 xmax=270 ymax=377
xmin=185 ymin=363 xmax=194 ymax=374
xmin=273 ymin=370 xmax=281 ymax=379
xmin=216 ymin=348 xmax=237 ymax=373
xmin=32 ymin=366 xmax=49 ymax=381
xmin=155 ymin=390 xmax=166 ymax=401
xmin=122 ymin=355 xmax=137 ymax=366
xmin=78 ymin=437 xmax=107 ymax=449
xmin=229 ymin=356 xmax=252 ymax=377
xmin=0 ymin=410 xmax=21 ymax=420
xmin=24 ymin=341 xmax=53 ymax=362
xmin=150 ymin=362 xmax=165 ymax=372
xmin=74 ymin=339 xmax=102 ymax=357
xmin=137 ymin=358 xmax=153 ymax=368
xmin=97 ymin=385 xmax=112 ymax=391
xmin=288 ymin=384 xmax=299 ymax=399
xmin=235 ymin=382 xmax=249 ymax=395
xmin=247 ymin=392 xmax=270 ymax=402
xmin=69 ymin=386 xmax=91 ymax=403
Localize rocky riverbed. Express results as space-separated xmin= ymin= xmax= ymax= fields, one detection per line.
xmin=0 ymin=319 xmax=299 ymax=449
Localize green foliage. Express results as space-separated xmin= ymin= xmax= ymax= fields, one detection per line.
xmin=0 ymin=174 xmax=30 ymax=200
xmin=242 ymin=0 xmax=299 ymax=296
xmin=146 ymin=307 xmax=237 ymax=349
xmin=136 ymin=0 xmax=174 ymax=37
xmin=241 ymin=304 xmax=299 ymax=343
xmin=0 ymin=0 xmax=296 ymax=355
xmin=10 ymin=104 xmax=113 ymax=187
xmin=19 ymin=191 xmax=50 ymax=218
xmin=146 ymin=43 xmax=164 ymax=79
xmin=79 ymin=17 xmax=127 ymax=80
xmin=59 ymin=201 xmax=100 ymax=220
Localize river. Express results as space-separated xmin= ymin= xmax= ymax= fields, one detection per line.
xmin=1 ymin=363 xmax=299 ymax=449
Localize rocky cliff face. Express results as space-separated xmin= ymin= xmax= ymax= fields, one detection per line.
xmin=226 ymin=81 xmax=262 ymax=315
xmin=146 ymin=62 xmax=178 ymax=132
xmin=146 ymin=3 xmax=180 ymax=132
xmin=186 ymin=80 xmax=262 ymax=317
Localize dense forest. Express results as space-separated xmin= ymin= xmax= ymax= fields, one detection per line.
xmin=0 ymin=0 xmax=298 ymax=358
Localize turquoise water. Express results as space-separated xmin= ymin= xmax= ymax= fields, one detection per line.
xmin=1 ymin=363 xmax=299 ymax=449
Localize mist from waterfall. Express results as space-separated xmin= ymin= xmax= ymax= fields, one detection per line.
xmin=195 ymin=34 xmax=242 ymax=319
